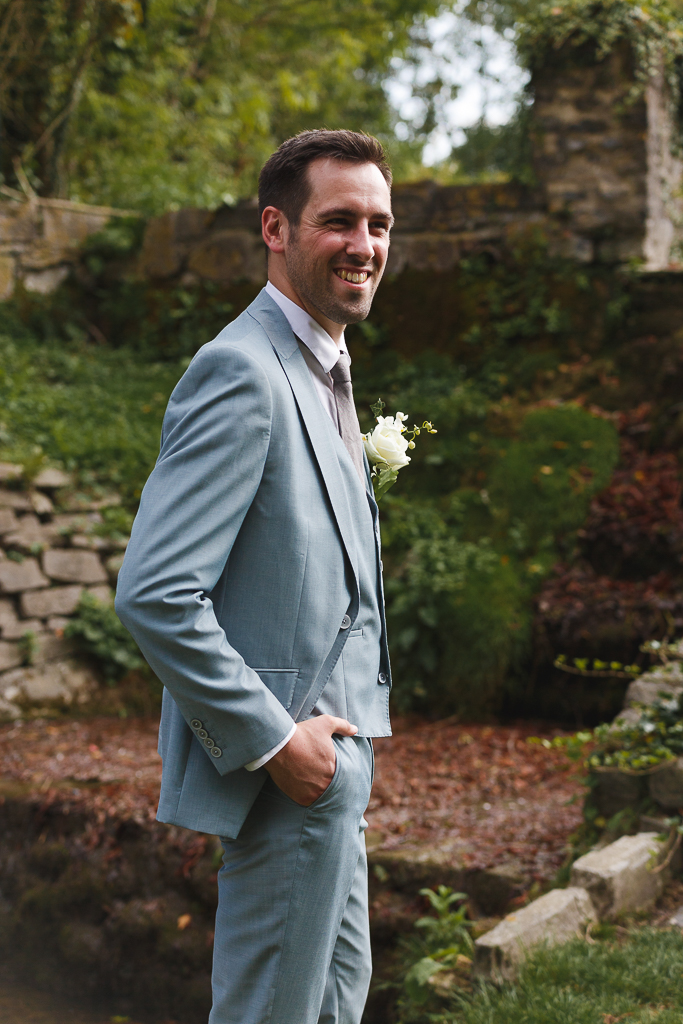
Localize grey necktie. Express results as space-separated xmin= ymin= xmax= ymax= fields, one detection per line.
xmin=330 ymin=353 xmax=365 ymax=483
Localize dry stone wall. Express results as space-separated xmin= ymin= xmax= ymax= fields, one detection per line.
xmin=0 ymin=192 xmax=138 ymax=300
xmin=0 ymin=463 xmax=129 ymax=720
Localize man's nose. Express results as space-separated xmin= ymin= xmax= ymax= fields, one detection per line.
xmin=345 ymin=222 xmax=374 ymax=263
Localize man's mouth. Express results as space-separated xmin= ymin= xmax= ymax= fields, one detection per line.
xmin=334 ymin=269 xmax=369 ymax=284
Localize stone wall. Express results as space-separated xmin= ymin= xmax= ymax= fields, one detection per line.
xmin=0 ymin=191 xmax=138 ymax=300
xmin=0 ymin=464 xmax=128 ymax=720
xmin=531 ymin=43 xmax=683 ymax=267
xmin=0 ymin=39 xmax=682 ymax=298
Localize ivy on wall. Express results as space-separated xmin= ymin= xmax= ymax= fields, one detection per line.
xmin=517 ymin=0 xmax=683 ymax=124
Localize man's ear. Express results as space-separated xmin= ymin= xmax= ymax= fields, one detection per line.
xmin=262 ymin=206 xmax=288 ymax=255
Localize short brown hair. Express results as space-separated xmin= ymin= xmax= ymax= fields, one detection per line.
xmin=258 ymin=129 xmax=392 ymax=225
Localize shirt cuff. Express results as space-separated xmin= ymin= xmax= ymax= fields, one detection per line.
xmin=244 ymin=723 xmax=297 ymax=771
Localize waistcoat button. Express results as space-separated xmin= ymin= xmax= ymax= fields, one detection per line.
xmin=378 ymin=672 xmax=387 ymax=685
xmin=340 ymin=614 xmax=351 ymax=630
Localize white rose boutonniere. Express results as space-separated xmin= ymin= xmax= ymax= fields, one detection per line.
xmin=362 ymin=399 xmax=437 ymax=502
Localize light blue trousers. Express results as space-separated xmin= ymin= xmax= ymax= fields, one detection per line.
xmin=210 ymin=735 xmax=374 ymax=1024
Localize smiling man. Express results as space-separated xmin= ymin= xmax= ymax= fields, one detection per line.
xmin=115 ymin=130 xmax=394 ymax=1024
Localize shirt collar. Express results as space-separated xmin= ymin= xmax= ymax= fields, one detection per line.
xmin=265 ymin=281 xmax=348 ymax=373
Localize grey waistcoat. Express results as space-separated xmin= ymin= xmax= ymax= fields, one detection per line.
xmin=314 ymin=419 xmax=390 ymax=736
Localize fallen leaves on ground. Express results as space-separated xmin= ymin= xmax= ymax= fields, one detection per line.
xmin=0 ymin=714 xmax=585 ymax=883
xmin=369 ymin=718 xmax=585 ymax=882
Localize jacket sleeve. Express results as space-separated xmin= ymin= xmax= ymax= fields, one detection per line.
xmin=115 ymin=338 xmax=296 ymax=775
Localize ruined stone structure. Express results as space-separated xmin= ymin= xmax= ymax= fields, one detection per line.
xmin=0 ymin=191 xmax=136 ymax=300
xmin=0 ymin=37 xmax=681 ymax=297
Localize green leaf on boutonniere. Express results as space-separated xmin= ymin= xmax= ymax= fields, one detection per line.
xmin=370 ymin=397 xmax=385 ymax=418
xmin=373 ymin=465 xmax=399 ymax=501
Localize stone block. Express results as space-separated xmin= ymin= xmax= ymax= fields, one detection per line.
xmin=591 ymin=769 xmax=647 ymax=819
xmin=71 ymin=533 xmax=110 ymax=551
xmin=0 ymin=463 xmax=22 ymax=482
xmin=3 ymin=514 xmax=55 ymax=552
xmin=0 ymin=640 xmax=22 ymax=672
xmin=570 ymin=832 xmax=666 ymax=919
xmin=625 ymin=668 xmax=683 ymax=707
xmin=20 ymin=585 xmax=84 ymax=618
xmin=41 ymin=206 xmax=111 ymax=249
xmin=32 ymin=631 xmax=77 ymax=664
xmin=33 ymin=467 xmax=73 ymax=490
xmin=474 ymin=887 xmax=597 ymax=981
xmin=0 ymin=694 xmax=21 ymax=721
xmin=649 ymin=758 xmax=683 ymax=811
xmin=0 ymin=488 xmax=31 ymax=510
xmin=187 ymin=230 xmax=266 ymax=284
xmin=138 ymin=212 xmax=184 ymax=278
xmin=1 ymin=617 xmax=42 ymax=640
xmin=0 ymin=598 xmax=18 ymax=631
xmin=29 ymin=489 xmax=53 ymax=514
xmin=0 ymin=255 xmax=15 ymax=300
xmin=0 ymin=558 xmax=49 ymax=593
xmin=51 ymin=511 xmax=103 ymax=536
xmin=0 ymin=508 xmax=18 ymax=533
xmin=42 ymin=548 xmax=108 ymax=584
xmin=22 ymin=266 xmax=69 ymax=294
xmin=88 ymin=585 xmax=114 ymax=605
xmin=1 ymin=658 xmax=97 ymax=706
xmin=105 ymin=553 xmax=125 ymax=584
xmin=47 ymin=616 xmax=70 ymax=633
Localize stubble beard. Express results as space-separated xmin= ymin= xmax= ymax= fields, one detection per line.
xmin=285 ymin=237 xmax=378 ymax=326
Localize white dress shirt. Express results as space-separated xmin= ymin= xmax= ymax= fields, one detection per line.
xmin=244 ymin=281 xmax=349 ymax=771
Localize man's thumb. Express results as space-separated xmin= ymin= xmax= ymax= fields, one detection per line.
xmin=331 ymin=717 xmax=358 ymax=736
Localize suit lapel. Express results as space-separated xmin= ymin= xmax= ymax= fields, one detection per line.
xmin=247 ymin=291 xmax=360 ymax=586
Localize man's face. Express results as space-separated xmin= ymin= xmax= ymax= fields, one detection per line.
xmin=282 ymin=157 xmax=393 ymax=326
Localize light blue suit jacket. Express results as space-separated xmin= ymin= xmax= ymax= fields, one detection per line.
xmin=115 ymin=290 xmax=391 ymax=837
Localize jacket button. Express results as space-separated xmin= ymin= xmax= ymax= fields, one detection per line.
xmin=211 ymin=747 xmax=222 ymax=757
xmin=378 ymin=672 xmax=387 ymax=685
xmin=340 ymin=614 xmax=351 ymax=630
xmin=204 ymin=737 xmax=215 ymax=748
xmin=197 ymin=729 xmax=208 ymax=740
xmin=191 ymin=719 xmax=202 ymax=730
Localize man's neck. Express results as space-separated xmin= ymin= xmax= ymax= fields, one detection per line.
xmin=267 ymin=268 xmax=345 ymax=344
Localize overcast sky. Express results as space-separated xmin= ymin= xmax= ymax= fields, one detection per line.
xmin=386 ymin=10 xmax=528 ymax=164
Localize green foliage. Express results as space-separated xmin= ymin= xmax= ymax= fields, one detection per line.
xmin=537 ymin=689 xmax=683 ymax=771
xmin=0 ymin=234 xmax=625 ymax=717
xmin=515 ymin=0 xmax=683 ymax=118
xmin=439 ymin=928 xmax=683 ymax=1023
xmin=437 ymin=100 xmax=535 ymax=185
xmin=1 ymin=0 xmax=442 ymax=210
xmin=0 ymin=0 xmax=141 ymax=196
xmin=348 ymin=238 xmax=624 ymax=715
xmin=0 ymin=325 xmax=183 ymax=501
xmin=591 ymin=692 xmax=683 ymax=771
xmin=65 ymin=592 xmax=145 ymax=681
xmin=395 ymin=887 xmax=474 ymax=1021
xmin=487 ymin=404 xmax=619 ymax=554
xmin=382 ymin=496 xmax=534 ymax=714
xmin=18 ymin=630 xmax=39 ymax=666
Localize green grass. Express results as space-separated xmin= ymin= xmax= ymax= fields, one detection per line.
xmin=446 ymin=929 xmax=683 ymax=1023
xmin=0 ymin=331 xmax=184 ymax=504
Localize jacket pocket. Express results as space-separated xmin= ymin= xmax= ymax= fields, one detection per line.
xmin=253 ymin=668 xmax=300 ymax=710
